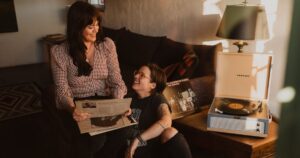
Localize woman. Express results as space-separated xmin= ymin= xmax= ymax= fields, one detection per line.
xmin=125 ymin=64 xmax=192 ymax=158
xmin=50 ymin=1 xmax=127 ymax=158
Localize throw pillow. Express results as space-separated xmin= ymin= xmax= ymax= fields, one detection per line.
xmin=164 ymin=50 xmax=199 ymax=81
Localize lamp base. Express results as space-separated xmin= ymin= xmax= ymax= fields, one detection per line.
xmin=233 ymin=41 xmax=248 ymax=53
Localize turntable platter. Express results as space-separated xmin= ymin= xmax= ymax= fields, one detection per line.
xmin=216 ymin=98 xmax=261 ymax=116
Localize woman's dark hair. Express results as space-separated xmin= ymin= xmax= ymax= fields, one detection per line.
xmin=147 ymin=64 xmax=167 ymax=93
xmin=67 ymin=1 xmax=104 ymax=76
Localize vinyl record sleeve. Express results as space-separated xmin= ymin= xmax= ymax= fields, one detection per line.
xmin=163 ymin=79 xmax=198 ymax=119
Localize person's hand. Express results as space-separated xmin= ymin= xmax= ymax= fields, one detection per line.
xmin=125 ymin=138 xmax=139 ymax=158
xmin=73 ymin=108 xmax=91 ymax=122
xmin=124 ymin=108 xmax=132 ymax=116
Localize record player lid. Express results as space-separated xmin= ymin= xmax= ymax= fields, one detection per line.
xmin=215 ymin=53 xmax=272 ymax=100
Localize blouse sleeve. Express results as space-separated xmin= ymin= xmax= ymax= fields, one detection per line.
xmin=103 ymin=38 xmax=127 ymax=99
xmin=50 ymin=44 xmax=73 ymax=108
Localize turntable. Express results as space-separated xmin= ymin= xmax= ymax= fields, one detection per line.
xmin=215 ymin=98 xmax=262 ymax=116
xmin=207 ymin=53 xmax=272 ymax=137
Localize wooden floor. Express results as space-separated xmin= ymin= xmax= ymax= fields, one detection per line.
xmin=0 ymin=63 xmax=212 ymax=158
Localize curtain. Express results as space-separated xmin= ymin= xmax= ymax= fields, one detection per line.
xmin=277 ymin=0 xmax=300 ymax=157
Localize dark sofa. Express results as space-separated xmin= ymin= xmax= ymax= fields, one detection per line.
xmin=103 ymin=27 xmax=223 ymax=153
xmin=103 ymin=27 xmax=222 ymax=100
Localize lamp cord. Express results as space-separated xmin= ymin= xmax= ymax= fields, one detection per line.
xmin=242 ymin=0 xmax=248 ymax=6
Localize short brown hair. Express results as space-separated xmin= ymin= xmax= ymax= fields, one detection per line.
xmin=147 ymin=64 xmax=167 ymax=93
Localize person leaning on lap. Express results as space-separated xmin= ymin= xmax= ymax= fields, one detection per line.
xmin=125 ymin=64 xmax=193 ymax=158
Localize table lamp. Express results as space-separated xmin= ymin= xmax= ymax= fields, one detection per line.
xmin=216 ymin=4 xmax=269 ymax=53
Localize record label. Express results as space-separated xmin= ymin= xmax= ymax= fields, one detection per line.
xmin=228 ymin=103 xmax=244 ymax=110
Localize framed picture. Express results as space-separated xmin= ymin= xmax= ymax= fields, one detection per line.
xmin=0 ymin=0 xmax=18 ymax=33
xmin=88 ymin=0 xmax=105 ymax=11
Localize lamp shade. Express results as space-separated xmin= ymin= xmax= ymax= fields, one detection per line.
xmin=216 ymin=5 xmax=269 ymax=40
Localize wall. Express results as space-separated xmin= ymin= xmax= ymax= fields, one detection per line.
xmin=103 ymin=0 xmax=220 ymax=44
xmin=266 ymin=0 xmax=293 ymax=118
xmin=0 ymin=0 xmax=75 ymax=68
xmin=103 ymin=0 xmax=293 ymax=117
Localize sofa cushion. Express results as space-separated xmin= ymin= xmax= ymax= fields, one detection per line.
xmin=191 ymin=43 xmax=222 ymax=78
xmin=164 ymin=50 xmax=199 ymax=81
xmin=117 ymin=30 xmax=164 ymax=67
xmin=102 ymin=27 xmax=126 ymax=44
xmin=152 ymin=38 xmax=188 ymax=68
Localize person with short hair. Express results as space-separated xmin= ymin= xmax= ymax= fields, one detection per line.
xmin=125 ymin=64 xmax=192 ymax=158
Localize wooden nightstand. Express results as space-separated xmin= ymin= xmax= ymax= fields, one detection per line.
xmin=174 ymin=107 xmax=277 ymax=158
xmin=42 ymin=34 xmax=66 ymax=63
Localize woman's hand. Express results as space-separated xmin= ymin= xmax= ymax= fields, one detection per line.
xmin=125 ymin=138 xmax=139 ymax=158
xmin=124 ymin=108 xmax=132 ymax=116
xmin=72 ymin=108 xmax=91 ymax=122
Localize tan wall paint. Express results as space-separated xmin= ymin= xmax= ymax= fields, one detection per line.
xmin=267 ymin=0 xmax=293 ymax=118
xmin=103 ymin=0 xmax=220 ymax=44
xmin=0 ymin=0 xmax=75 ymax=68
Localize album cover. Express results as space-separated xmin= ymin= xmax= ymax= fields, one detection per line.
xmin=163 ymin=79 xmax=198 ymax=119
xmin=75 ymin=98 xmax=137 ymax=136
